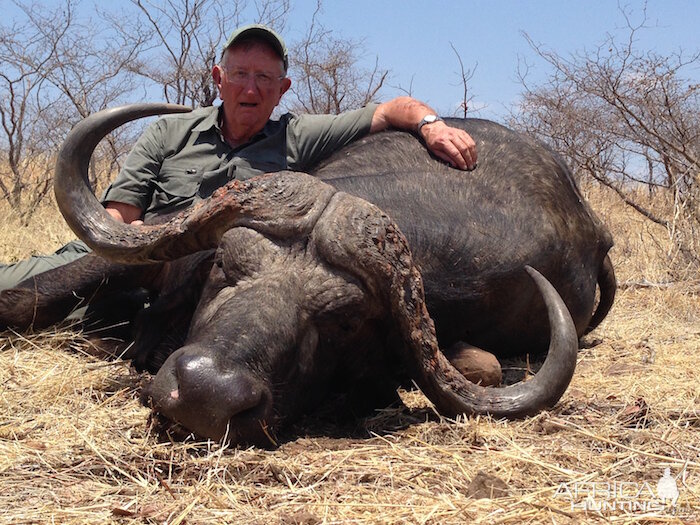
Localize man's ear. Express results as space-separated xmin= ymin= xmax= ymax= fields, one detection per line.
xmin=279 ymin=77 xmax=292 ymax=98
xmin=212 ymin=65 xmax=224 ymax=98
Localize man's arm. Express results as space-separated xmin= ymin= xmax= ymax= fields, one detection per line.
xmin=101 ymin=118 xmax=169 ymax=225
xmin=370 ymin=96 xmax=477 ymax=171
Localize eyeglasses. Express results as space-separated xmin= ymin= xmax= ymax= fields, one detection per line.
xmin=223 ymin=68 xmax=285 ymax=88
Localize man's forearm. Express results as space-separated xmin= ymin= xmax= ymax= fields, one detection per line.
xmin=370 ymin=96 xmax=436 ymax=133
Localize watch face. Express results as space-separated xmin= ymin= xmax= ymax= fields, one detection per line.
xmin=417 ymin=114 xmax=442 ymax=133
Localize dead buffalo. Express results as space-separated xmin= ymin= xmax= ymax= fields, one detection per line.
xmin=0 ymin=104 xmax=615 ymax=446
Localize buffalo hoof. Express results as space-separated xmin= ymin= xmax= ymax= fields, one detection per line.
xmin=444 ymin=342 xmax=502 ymax=387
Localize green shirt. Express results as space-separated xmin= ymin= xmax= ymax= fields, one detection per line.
xmin=102 ymin=103 xmax=378 ymax=220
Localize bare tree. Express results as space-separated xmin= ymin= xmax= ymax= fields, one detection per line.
xmin=449 ymin=42 xmax=476 ymax=119
xmin=31 ymin=4 xmax=149 ymax=190
xmin=126 ymin=0 xmax=239 ymax=107
xmin=286 ymin=1 xmax=387 ymax=115
xmin=391 ymin=75 xmax=415 ymax=98
xmin=113 ymin=0 xmax=290 ymax=108
xmin=511 ymin=7 xmax=700 ymax=274
xmin=0 ymin=0 xmax=154 ymax=213
xmin=0 ymin=1 xmax=75 ymax=221
xmin=254 ymin=0 xmax=290 ymax=32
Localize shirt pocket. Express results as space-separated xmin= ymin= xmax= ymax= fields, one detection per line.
xmin=198 ymin=163 xmax=236 ymax=199
xmin=149 ymin=166 xmax=202 ymax=216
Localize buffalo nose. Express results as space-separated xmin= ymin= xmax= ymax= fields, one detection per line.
xmin=162 ymin=353 xmax=270 ymax=440
xmin=175 ymin=353 xmax=264 ymax=412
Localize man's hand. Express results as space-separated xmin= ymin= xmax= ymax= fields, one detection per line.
xmin=105 ymin=201 xmax=144 ymax=225
xmin=371 ymin=96 xmax=478 ymax=171
xmin=420 ymin=120 xmax=477 ymax=171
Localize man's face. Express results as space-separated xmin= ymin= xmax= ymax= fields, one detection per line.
xmin=213 ymin=42 xmax=291 ymax=142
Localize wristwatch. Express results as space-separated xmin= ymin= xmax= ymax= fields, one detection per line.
xmin=417 ymin=114 xmax=444 ymax=134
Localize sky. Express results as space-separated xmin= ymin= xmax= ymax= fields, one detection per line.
xmin=5 ymin=1 xmax=700 ymax=122
xmin=281 ymin=0 xmax=700 ymax=120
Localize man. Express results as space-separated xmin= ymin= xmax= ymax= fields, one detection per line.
xmin=0 ymin=24 xmax=477 ymax=291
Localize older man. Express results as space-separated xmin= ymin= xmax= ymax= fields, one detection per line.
xmin=0 ymin=24 xmax=476 ymax=290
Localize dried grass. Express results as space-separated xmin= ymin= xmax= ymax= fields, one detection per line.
xmin=0 ymin=199 xmax=75 ymax=263
xmin=1 ymin=186 xmax=698 ymax=524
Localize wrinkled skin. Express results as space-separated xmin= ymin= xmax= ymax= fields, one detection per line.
xmin=0 ymin=105 xmax=615 ymax=446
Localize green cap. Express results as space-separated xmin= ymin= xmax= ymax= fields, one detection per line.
xmin=223 ymin=24 xmax=288 ymax=71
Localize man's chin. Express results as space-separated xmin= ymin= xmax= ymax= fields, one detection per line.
xmin=235 ymin=107 xmax=266 ymax=126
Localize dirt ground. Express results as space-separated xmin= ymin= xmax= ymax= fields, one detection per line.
xmin=0 ymin=186 xmax=698 ymax=524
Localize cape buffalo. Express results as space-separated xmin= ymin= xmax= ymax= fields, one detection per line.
xmin=0 ymin=104 xmax=615 ymax=446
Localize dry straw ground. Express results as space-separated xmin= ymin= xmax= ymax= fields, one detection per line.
xmin=0 ymin=184 xmax=698 ymax=524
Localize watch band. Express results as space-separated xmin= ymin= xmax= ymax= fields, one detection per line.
xmin=417 ymin=114 xmax=444 ymax=134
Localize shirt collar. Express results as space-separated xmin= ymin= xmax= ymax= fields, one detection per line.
xmin=192 ymin=105 xmax=223 ymax=134
xmin=191 ymin=104 xmax=280 ymax=141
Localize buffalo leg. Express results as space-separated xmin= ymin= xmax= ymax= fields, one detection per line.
xmin=0 ymin=253 xmax=162 ymax=331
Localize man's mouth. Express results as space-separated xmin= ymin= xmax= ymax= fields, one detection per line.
xmin=240 ymin=102 xmax=258 ymax=108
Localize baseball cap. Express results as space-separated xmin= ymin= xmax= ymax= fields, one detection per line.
xmin=222 ymin=24 xmax=288 ymax=71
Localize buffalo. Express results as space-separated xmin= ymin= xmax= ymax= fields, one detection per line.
xmin=0 ymin=104 xmax=615 ymax=446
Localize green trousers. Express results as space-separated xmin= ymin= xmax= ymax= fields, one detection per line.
xmin=0 ymin=240 xmax=90 ymax=291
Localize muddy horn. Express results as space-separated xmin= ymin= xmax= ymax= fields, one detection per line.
xmin=313 ymin=196 xmax=579 ymax=418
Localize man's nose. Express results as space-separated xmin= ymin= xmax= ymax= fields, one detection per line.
xmin=241 ymin=74 xmax=258 ymax=92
